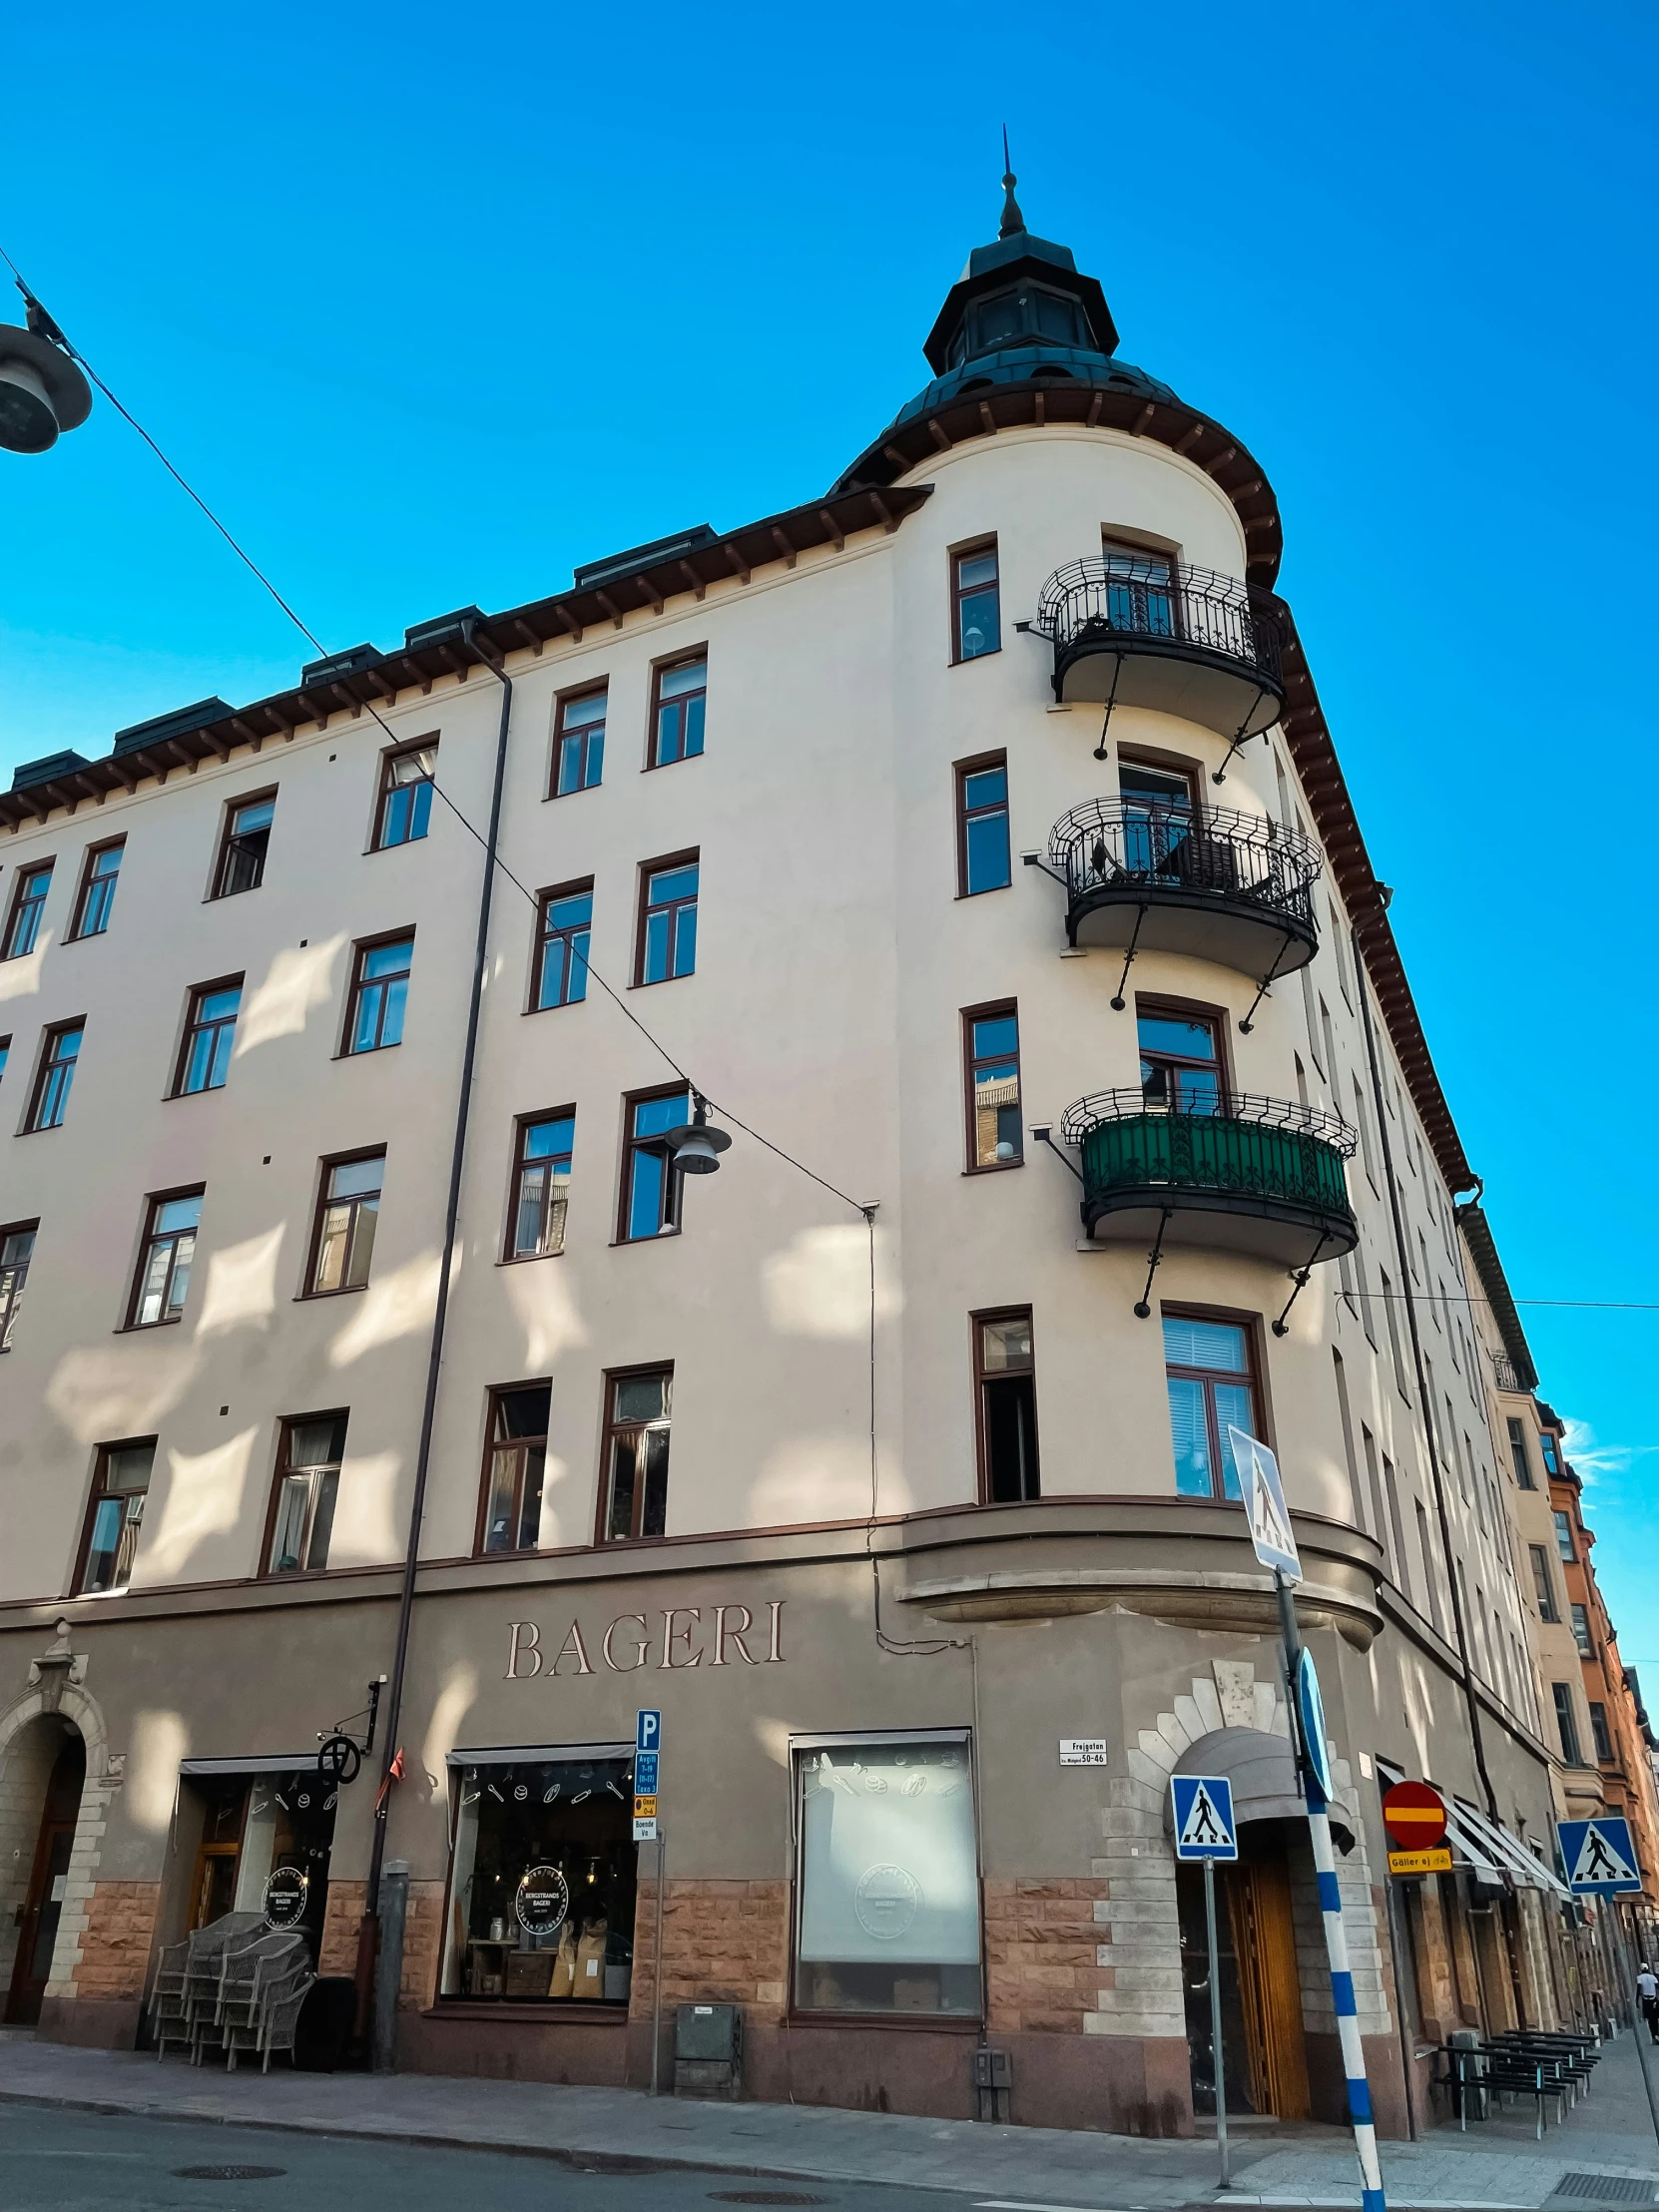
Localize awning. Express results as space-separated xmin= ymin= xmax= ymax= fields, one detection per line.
xmin=1376 ymin=1760 xmax=1568 ymax=1895
xmin=447 ymin=1741 xmax=632 ymax=1769
xmin=178 ymin=1754 xmax=320 ymax=1777
xmin=1171 ymin=1727 xmax=1357 ymax=1853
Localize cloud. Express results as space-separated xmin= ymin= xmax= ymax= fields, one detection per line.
xmin=1560 ymin=1416 xmax=1659 ymax=1486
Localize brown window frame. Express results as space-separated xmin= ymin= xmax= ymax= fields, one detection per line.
xmin=341 ymin=929 xmax=414 ymax=1057
xmin=596 ymin=1364 xmax=674 ymax=1545
xmin=302 ymin=1148 xmax=385 ymax=1299
xmin=2 ymin=858 xmax=54 ymax=960
xmin=371 ymin=741 xmax=437 ymax=851
xmin=634 ymin=850 xmax=699 ymax=986
xmin=1589 ymin=1702 xmax=1615 ymax=1766
xmin=550 ymin=684 xmax=608 ymax=798
xmin=949 ymin=538 xmax=1000 ymax=664
xmin=24 ymin=1019 xmax=85 ymax=1134
xmin=529 ymin=877 xmax=594 ymax=1012
xmin=1161 ymin=1302 xmax=1270 ymax=1502
xmin=648 ymin=653 xmax=708 ymax=770
xmin=262 ymin=1410 xmax=350 ymax=1577
xmin=961 ymin=1000 xmax=1023 ymax=1172
xmin=1136 ymin=993 xmax=1231 ymax=1114
xmin=74 ymin=1436 xmax=157 ymax=1596
xmin=1101 ymin=533 xmax=1183 ymax=642
xmin=504 ymin=1106 xmax=575 ymax=1262
xmin=954 ymin=751 xmax=1010 ymax=898
xmin=67 ymin=839 xmax=124 ymax=941
xmin=616 ymin=1084 xmax=691 ymax=1244
xmin=473 ymin=1380 xmax=553 ymax=1557
xmin=0 ymin=1218 xmax=38 ymax=1353
xmin=171 ymin=974 xmax=244 ymax=1098
xmin=972 ymin=1307 xmax=1039 ymax=1504
xmin=210 ymin=790 xmax=276 ymax=900
xmin=125 ymin=1185 xmax=205 ymax=1331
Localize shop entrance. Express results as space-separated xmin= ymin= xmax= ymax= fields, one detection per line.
xmin=5 ymin=1729 xmax=86 ymax=2026
xmin=180 ymin=1768 xmax=338 ymax=1958
xmin=1179 ymin=1824 xmax=1311 ymax=2121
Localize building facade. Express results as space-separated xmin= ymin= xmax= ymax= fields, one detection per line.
xmin=0 ymin=184 xmax=1597 ymax=2131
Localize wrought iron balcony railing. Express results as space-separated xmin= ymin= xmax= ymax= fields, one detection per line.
xmin=1491 ymin=1353 xmax=1530 ymax=1395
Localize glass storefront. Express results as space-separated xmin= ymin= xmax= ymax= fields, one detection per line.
xmin=794 ymin=1735 xmax=980 ymax=2015
xmin=440 ymin=1751 xmax=636 ymax=2004
xmin=184 ymin=1767 xmax=338 ymax=1956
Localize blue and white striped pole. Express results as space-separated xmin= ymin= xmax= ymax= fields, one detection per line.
xmin=1277 ymin=1570 xmax=1387 ymax=2212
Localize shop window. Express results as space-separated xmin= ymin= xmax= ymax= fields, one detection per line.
xmin=1553 ymin=1508 xmax=1575 ymax=1562
xmin=374 ymin=744 xmax=436 ymax=849
xmin=1552 ymin=1683 xmax=1582 ymax=1765
xmin=478 ymin=1383 xmax=551 ymax=1554
xmin=1572 ymin=1603 xmax=1593 ymax=1657
xmin=531 ymin=883 xmax=592 ymax=1011
xmin=3 ymin=861 xmax=53 ymax=958
xmin=1528 ymin=1545 xmax=1559 ymax=1622
xmin=1590 ymin=1703 xmax=1615 ymax=1765
xmin=964 ymin=1005 xmax=1022 ymax=1168
xmin=553 ymin=688 xmax=606 ymax=796
xmin=185 ymin=1770 xmax=337 ymax=1954
xmin=0 ymin=1222 xmax=36 ymax=1352
xmin=306 ymin=1152 xmax=383 ymax=1295
xmin=618 ymin=1087 xmax=690 ymax=1242
xmin=344 ymin=934 xmax=413 ymax=1054
xmin=25 ymin=1019 xmax=83 ymax=1132
xmin=955 ymin=756 xmax=1010 ymax=895
xmin=174 ymin=978 xmax=243 ymax=1096
xmin=650 ymin=656 xmax=707 ymax=768
xmin=68 ymin=840 xmax=123 ymax=939
xmin=440 ymin=1752 xmax=636 ymax=2004
xmin=508 ymin=1111 xmax=574 ymax=1259
xmin=951 ymin=542 xmax=1000 ymax=662
xmin=267 ymin=1413 xmax=348 ymax=1575
xmin=794 ymin=1736 xmax=980 ymax=2015
xmin=213 ymin=794 xmax=276 ymax=898
xmin=600 ymin=1368 xmax=672 ymax=1542
xmin=975 ymin=1311 xmax=1038 ymax=1502
xmin=1507 ymin=1416 xmax=1535 ymax=1490
xmin=128 ymin=1190 xmax=203 ymax=1328
xmin=78 ymin=1438 xmax=155 ymax=1594
xmin=636 ymin=856 xmax=699 ymax=984
xmin=1164 ymin=1311 xmax=1262 ymax=1500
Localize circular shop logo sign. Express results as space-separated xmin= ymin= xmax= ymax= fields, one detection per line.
xmin=263 ymin=1864 xmax=309 ymax=1930
xmin=515 ymin=1864 xmax=570 ymax=1937
xmin=854 ymin=1863 xmax=920 ymax=1941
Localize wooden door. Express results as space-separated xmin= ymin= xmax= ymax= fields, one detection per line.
xmin=4 ymin=1735 xmax=86 ymax=2026
xmin=1226 ymin=1857 xmax=1312 ymax=2120
xmin=189 ymin=1844 xmax=241 ymax=1932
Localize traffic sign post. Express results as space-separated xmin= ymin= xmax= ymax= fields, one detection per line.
xmin=1382 ymin=1781 xmax=1451 ymax=1877
xmin=1560 ymin=1816 xmax=1659 ymax=2152
xmin=638 ymin=1712 xmax=667 ymax=2097
xmin=1173 ymin=1775 xmax=1239 ymax=2189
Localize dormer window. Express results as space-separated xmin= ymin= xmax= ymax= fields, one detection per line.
xmin=947 ymin=284 xmax=1089 ymax=368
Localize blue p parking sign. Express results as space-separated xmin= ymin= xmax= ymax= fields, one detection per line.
xmin=636 ymin=1709 xmax=662 ymax=1756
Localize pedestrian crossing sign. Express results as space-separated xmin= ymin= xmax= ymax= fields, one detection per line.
xmin=1171 ymin=1774 xmax=1239 ymax=1862
xmin=1559 ymin=1816 xmax=1642 ymax=1895
xmin=1228 ymin=1424 xmax=1302 ymax=1584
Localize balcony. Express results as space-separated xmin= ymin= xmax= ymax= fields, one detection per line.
xmin=1032 ymin=558 xmax=1285 ymax=742
xmin=1041 ymin=800 xmax=1320 ymax=984
xmin=1060 ymin=1090 xmax=1358 ymax=1268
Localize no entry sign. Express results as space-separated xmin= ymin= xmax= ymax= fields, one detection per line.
xmin=1382 ymin=1780 xmax=1447 ymax=1849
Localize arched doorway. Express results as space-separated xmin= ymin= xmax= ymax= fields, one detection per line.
xmin=4 ymin=1722 xmax=86 ymax=2025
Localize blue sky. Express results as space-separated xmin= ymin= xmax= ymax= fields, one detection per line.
xmin=4 ymin=5 xmax=1655 ymax=1657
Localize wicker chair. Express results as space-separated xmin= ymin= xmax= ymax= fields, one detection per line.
xmin=148 ymin=1912 xmax=265 ymax=2061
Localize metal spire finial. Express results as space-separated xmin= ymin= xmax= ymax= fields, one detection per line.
xmin=999 ymin=126 xmax=1025 ymax=240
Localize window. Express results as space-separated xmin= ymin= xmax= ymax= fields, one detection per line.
xmin=78 ymin=1440 xmax=154 ymax=1594
xmin=1352 ymin=1076 xmax=1377 ymax=1186
xmin=344 ymin=935 xmax=413 ymax=1054
xmin=26 ymin=1021 xmax=83 ymax=1132
xmin=508 ymin=1112 xmax=574 ymax=1260
xmin=1102 ymin=540 xmax=1175 ymax=635
xmin=951 ymin=542 xmax=1000 ymax=661
xmin=974 ymin=1311 xmax=1038 ymax=1503
xmin=1529 ymin=1545 xmax=1559 ymax=1622
xmin=600 ymin=1368 xmax=673 ymax=1543
xmin=69 ymin=842 xmax=123 ymax=939
xmin=439 ymin=1750 xmax=636 ymax=2004
xmin=1333 ymin=1348 xmax=1364 ymax=1527
xmin=1118 ymin=757 xmax=1198 ymax=872
xmin=1381 ymin=1268 xmax=1410 ymax=1402
xmin=307 ymin=1153 xmax=383 ymax=1295
xmin=174 ymin=979 xmax=242 ymax=1096
xmin=1552 ymin=1683 xmax=1583 ymax=1764
xmin=374 ymin=745 xmax=435 ymax=848
xmin=532 ymin=883 xmax=592 ymax=1010
xmin=1139 ymin=1004 xmax=1223 ymax=1113
xmin=964 ymin=1006 xmax=1022 ymax=1168
xmin=553 ymin=688 xmax=606 ymax=795
xmin=1416 ymin=1499 xmax=1445 ymax=1632
xmin=618 ymin=1089 xmax=689 ymax=1242
xmin=2 ymin=862 xmax=52 ymax=958
xmin=1164 ymin=1313 xmax=1262 ymax=1500
xmin=1553 ymin=1508 xmax=1576 ymax=1562
xmin=955 ymin=756 xmax=1010 ymax=895
xmin=651 ymin=656 xmax=706 ymax=767
xmin=478 ymin=1383 xmax=551 ymax=1553
xmin=795 ymin=1736 xmax=980 ymax=2015
xmin=0 ymin=1036 xmax=8 ymax=1085
xmin=1507 ymin=1417 xmax=1535 ymax=1489
xmin=213 ymin=794 xmax=275 ymax=897
xmin=1383 ymin=1455 xmax=1410 ymax=1600
xmin=1540 ymin=1431 xmax=1561 ymax=1476
xmin=0 ymin=1222 xmax=36 ymax=1352
xmin=637 ymin=858 xmax=698 ymax=985
xmin=267 ymin=1413 xmax=347 ymax=1574
xmin=128 ymin=1190 xmax=203 ymax=1328
xmin=1572 ymin=1603 xmax=1593 ymax=1657
xmin=1590 ymin=1703 xmax=1615 ymax=1766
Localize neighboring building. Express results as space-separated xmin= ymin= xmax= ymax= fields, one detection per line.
xmin=0 ymin=177 xmax=1591 ymax=2132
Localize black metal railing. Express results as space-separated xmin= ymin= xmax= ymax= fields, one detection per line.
xmin=1060 ymin=1089 xmax=1357 ymax=1219
xmin=1491 ymin=1353 xmax=1530 ymax=1395
xmin=1033 ymin=558 xmax=1284 ymax=689
xmin=1047 ymin=800 xmax=1321 ymax=922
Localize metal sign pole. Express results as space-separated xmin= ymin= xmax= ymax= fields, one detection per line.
xmin=1612 ymin=1901 xmax=1659 ymax=2150
xmin=1204 ymin=1854 xmax=1230 ymax=2188
xmin=651 ymin=1826 xmax=668 ymax=2098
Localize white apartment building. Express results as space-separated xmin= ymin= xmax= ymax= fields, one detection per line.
xmin=0 ymin=179 xmax=1577 ymax=2132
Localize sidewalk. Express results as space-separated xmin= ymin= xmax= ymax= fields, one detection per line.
xmin=1 ymin=2027 xmax=1656 ymax=2209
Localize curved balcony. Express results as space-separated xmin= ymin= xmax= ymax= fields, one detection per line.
xmin=1044 ymin=800 xmax=1321 ymax=982
xmin=1059 ymin=1090 xmax=1358 ymax=1268
xmin=1033 ymin=559 xmax=1284 ymax=741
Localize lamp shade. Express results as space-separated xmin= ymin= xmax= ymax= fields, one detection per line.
xmin=0 ymin=324 xmax=92 ymax=455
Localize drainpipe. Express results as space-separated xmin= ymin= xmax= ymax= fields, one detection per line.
xmin=354 ymin=621 xmax=513 ymax=2044
xmin=1352 ymin=921 xmax=1500 ymax=1828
